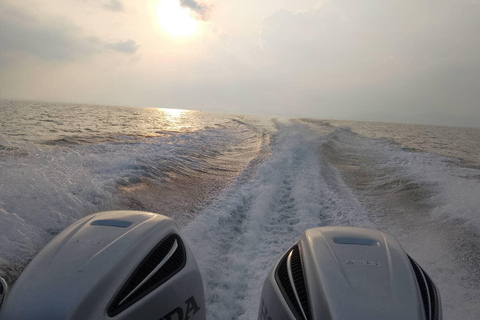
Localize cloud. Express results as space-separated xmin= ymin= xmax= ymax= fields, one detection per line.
xmin=103 ymin=0 xmax=124 ymax=12
xmin=179 ymin=0 xmax=211 ymax=20
xmin=0 ymin=3 xmax=138 ymax=62
xmin=108 ymin=39 xmax=139 ymax=54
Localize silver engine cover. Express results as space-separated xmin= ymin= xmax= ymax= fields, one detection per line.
xmin=259 ymin=226 xmax=441 ymax=320
xmin=0 ymin=211 xmax=205 ymax=320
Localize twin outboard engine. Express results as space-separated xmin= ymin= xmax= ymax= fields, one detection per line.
xmin=258 ymin=226 xmax=441 ymax=320
xmin=0 ymin=211 xmax=442 ymax=320
xmin=0 ymin=211 xmax=205 ymax=320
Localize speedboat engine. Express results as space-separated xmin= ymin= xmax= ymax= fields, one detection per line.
xmin=259 ymin=226 xmax=442 ymax=320
xmin=0 ymin=211 xmax=205 ymax=320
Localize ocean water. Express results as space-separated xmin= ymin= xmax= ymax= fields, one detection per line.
xmin=1 ymin=100 xmax=480 ymax=319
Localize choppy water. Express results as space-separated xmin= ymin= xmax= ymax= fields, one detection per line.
xmin=1 ymin=100 xmax=480 ymax=319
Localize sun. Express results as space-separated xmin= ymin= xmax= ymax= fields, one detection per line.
xmin=157 ymin=0 xmax=199 ymax=37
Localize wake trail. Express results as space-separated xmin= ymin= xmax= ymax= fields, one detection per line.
xmin=181 ymin=120 xmax=372 ymax=319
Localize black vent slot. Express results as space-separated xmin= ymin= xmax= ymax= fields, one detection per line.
xmin=0 ymin=277 xmax=6 ymax=308
xmin=275 ymin=245 xmax=311 ymax=320
xmin=108 ymin=234 xmax=186 ymax=317
xmin=408 ymin=255 xmax=440 ymax=320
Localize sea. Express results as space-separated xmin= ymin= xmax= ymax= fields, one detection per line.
xmin=1 ymin=99 xmax=480 ymax=319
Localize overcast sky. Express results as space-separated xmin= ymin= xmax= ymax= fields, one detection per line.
xmin=1 ymin=0 xmax=479 ymax=127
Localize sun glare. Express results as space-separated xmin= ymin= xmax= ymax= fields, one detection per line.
xmin=159 ymin=108 xmax=187 ymax=118
xmin=157 ymin=0 xmax=199 ymax=37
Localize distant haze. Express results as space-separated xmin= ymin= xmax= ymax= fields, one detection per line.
xmin=1 ymin=0 xmax=479 ymax=127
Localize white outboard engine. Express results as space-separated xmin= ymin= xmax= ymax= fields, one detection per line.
xmin=259 ymin=226 xmax=442 ymax=320
xmin=0 ymin=211 xmax=205 ymax=320
xmin=0 ymin=212 xmax=442 ymax=320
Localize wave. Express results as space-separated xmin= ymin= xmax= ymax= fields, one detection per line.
xmin=0 ymin=120 xmax=266 ymax=283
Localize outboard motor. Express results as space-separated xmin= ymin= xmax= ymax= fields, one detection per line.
xmin=259 ymin=226 xmax=442 ymax=320
xmin=0 ymin=211 xmax=205 ymax=320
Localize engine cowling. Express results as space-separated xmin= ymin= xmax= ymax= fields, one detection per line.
xmin=259 ymin=226 xmax=442 ymax=320
xmin=0 ymin=211 xmax=205 ymax=320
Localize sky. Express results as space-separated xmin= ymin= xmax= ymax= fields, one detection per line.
xmin=0 ymin=0 xmax=479 ymax=127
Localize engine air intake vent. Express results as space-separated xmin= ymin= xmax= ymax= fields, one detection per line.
xmin=108 ymin=234 xmax=186 ymax=317
xmin=275 ymin=244 xmax=311 ymax=320
xmin=408 ymin=255 xmax=440 ymax=320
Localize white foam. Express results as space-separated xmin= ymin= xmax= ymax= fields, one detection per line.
xmin=182 ymin=121 xmax=373 ymax=319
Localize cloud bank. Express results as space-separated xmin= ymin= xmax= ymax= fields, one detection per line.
xmin=252 ymin=0 xmax=480 ymax=123
xmin=0 ymin=2 xmax=138 ymax=62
